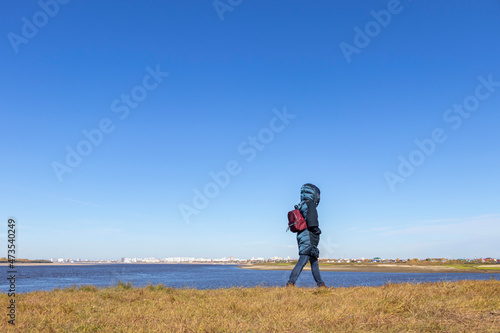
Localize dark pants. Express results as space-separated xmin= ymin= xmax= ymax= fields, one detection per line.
xmin=288 ymin=254 xmax=324 ymax=286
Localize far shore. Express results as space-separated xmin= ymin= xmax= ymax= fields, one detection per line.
xmin=2 ymin=262 xmax=498 ymax=273
xmin=0 ymin=262 xmax=241 ymax=266
xmin=238 ymin=263 xmax=500 ymax=274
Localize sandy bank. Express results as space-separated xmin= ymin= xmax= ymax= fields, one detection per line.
xmin=238 ymin=264 xmax=500 ymax=274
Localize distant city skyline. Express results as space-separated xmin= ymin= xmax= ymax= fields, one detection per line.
xmin=45 ymin=255 xmax=500 ymax=263
xmin=7 ymin=255 xmax=500 ymax=264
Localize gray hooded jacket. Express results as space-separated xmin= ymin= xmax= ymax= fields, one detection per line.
xmin=296 ymin=184 xmax=321 ymax=258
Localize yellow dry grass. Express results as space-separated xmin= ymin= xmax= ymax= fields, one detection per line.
xmin=1 ymin=279 xmax=498 ymax=332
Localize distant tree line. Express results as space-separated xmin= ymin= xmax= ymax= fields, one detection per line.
xmin=0 ymin=257 xmax=52 ymax=263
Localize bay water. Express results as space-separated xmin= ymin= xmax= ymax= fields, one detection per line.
xmin=1 ymin=264 xmax=497 ymax=294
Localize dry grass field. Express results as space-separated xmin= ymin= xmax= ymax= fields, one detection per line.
xmin=1 ymin=279 xmax=499 ymax=332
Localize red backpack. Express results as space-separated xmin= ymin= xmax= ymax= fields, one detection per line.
xmin=287 ymin=205 xmax=307 ymax=233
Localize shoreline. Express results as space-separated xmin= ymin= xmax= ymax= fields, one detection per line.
xmin=0 ymin=262 xmax=241 ymax=266
xmin=238 ymin=264 xmax=500 ymax=274
xmin=2 ymin=262 xmax=498 ymax=273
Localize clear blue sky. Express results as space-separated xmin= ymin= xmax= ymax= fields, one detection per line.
xmin=1 ymin=0 xmax=499 ymax=260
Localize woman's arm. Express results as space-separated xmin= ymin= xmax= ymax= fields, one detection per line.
xmin=306 ymin=200 xmax=319 ymax=229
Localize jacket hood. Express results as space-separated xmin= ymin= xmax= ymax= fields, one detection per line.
xmin=300 ymin=183 xmax=320 ymax=206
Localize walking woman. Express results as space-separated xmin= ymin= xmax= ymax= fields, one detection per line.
xmin=287 ymin=183 xmax=326 ymax=287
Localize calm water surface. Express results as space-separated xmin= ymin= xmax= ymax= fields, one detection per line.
xmin=1 ymin=264 xmax=497 ymax=293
